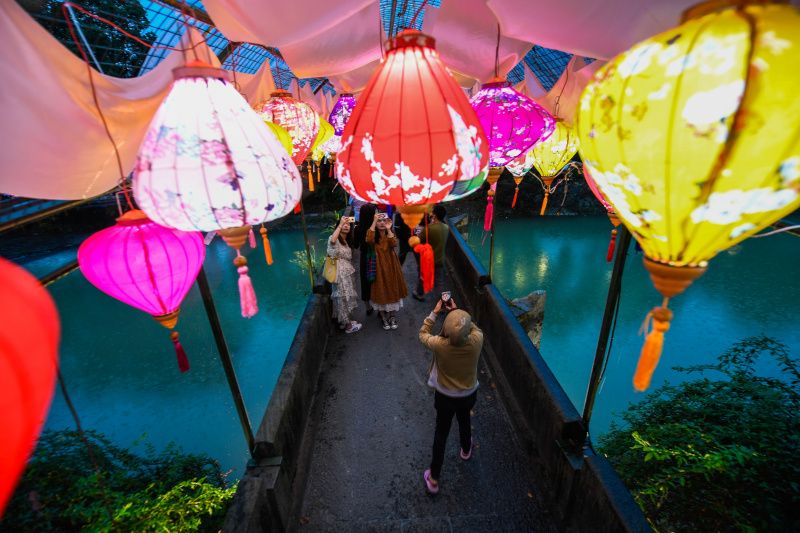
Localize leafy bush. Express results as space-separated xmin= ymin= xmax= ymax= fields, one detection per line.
xmin=1 ymin=430 xmax=236 ymax=532
xmin=598 ymin=335 xmax=800 ymax=532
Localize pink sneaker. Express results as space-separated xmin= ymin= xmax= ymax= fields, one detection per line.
xmin=424 ymin=469 xmax=439 ymax=494
xmin=460 ymin=437 xmax=473 ymax=460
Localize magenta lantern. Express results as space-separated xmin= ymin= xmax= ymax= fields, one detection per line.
xmin=328 ymin=93 xmax=357 ymax=136
xmin=0 ymin=257 xmax=60 ymax=516
xmin=469 ymin=78 xmax=555 ymax=167
xmin=78 ymin=210 xmax=205 ymax=372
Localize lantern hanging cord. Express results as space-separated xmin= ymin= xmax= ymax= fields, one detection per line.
xmin=409 ymin=0 xmax=429 ymax=30
xmin=56 ymin=369 xmax=120 ymax=533
xmin=751 ymin=224 xmax=800 ymax=238
xmin=495 ymin=23 xmax=501 ymax=79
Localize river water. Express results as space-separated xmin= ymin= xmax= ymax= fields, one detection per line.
xmin=461 ymin=214 xmax=800 ymax=438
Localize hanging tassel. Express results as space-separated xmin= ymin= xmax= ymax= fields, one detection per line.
xmin=540 ymin=191 xmax=550 ymax=216
xmin=633 ymin=305 xmax=673 ymax=391
xmin=414 ymin=243 xmax=435 ymax=293
xmin=484 ymin=196 xmax=494 ymax=232
xmin=249 ymin=228 xmax=256 ymax=248
xmin=308 ymin=163 xmax=315 ymax=192
xmin=260 ymin=225 xmax=274 ymax=265
xmin=317 ymin=164 xmax=321 ymax=183
xmin=329 ymin=164 xmax=333 ymax=178
xmin=294 ymin=202 xmax=301 ymax=214
xmin=512 ymin=187 xmax=519 ymax=208
xmin=170 ymin=331 xmax=190 ymax=373
xmin=234 ymin=253 xmax=258 ymax=318
xmin=607 ymin=229 xmax=617 ymax=263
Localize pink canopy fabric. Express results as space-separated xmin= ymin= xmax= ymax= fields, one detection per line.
xmin=0 ymin=1 xmax=218 ymax=200
xmin=533 ymin=55 xmax=607 ymax=122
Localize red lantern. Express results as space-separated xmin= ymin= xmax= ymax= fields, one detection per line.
xmin=78 ymin=210 xmax=205 ymax=372
xmin=0 ymin=257 xmax=60 ymax=515
xmin=336 ymin=30 xmax=490 ymax=228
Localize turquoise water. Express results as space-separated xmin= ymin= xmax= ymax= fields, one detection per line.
xmin=40 ymin=228 xmax=326 ymax=481
xmin=463 ymin=215 xmax=800 ymax=439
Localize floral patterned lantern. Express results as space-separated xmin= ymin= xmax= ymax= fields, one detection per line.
xmin=255 ymin=89 xmax=320 ymax=166
xmin=328 ymin=93 xmax=357 ymax=135
xmin=506 ymin=149 xmax=536 ymax=207
xmin=583 ymin=165 xmax=623 ymax=262
xmin=337 ymin=30 xmax=490 ymax=229
xmin=134 ymin=61 xmax=302 ymax=318
xmin=529 ymin=119 xmax=580 ymax=215
xmin=577 ymin=1 xmax=800 ymax=391
xmin=78 ymin=209 xmax=205 ymax=372
xmin=0 ymin=257 xmax=60 ymax=516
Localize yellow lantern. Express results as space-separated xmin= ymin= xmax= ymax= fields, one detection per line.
xmin=304 ymin=118 xmax=334 ymax=190
xmin=529 ymin=119 xmax=580 ymax=215
xmin=577 ymin=1 xmax=800 ymax=391
xmin=264 ymin=121 xmax=293 ymax=156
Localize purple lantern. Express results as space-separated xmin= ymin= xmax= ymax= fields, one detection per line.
xmin=470 ymin=78 xmax=555 ymax=167
xmin=328 ymin=93 xmax=357 ymax=136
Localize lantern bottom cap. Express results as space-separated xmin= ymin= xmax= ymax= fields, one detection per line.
xmin=643 ymin=256 xmax=708 ymax=299
xmin=153 ymin=309 xmax=181 ymax=329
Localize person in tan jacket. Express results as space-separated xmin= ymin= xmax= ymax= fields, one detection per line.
xmin=419 ymin=297 xmax=483 ymax=494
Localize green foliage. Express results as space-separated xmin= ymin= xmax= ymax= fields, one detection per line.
xmin=2 ymin=430 xmax=236 ymax=532
xmin=598 ymin=336 xmax=800 ymax=532
xmin=291 ymin=244 xmax=324 ymax=279
xmin=30 ymin=0 xmax=156 ymax=78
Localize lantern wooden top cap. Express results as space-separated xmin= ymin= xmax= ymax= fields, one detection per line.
xmin=386 ymin=29 xmax=436 ymax=53
xmin=680 ymin=0 xmax=786 ymax=23
xmin=483 ymin=78 xmax=511 ymax=90
xmin=116 ymin=209 xmax=152 ymax=226
xmin=270 ymin=89 xmax=292 ymax=98
xmin=173 ymin=60 xmax=230 ymax=82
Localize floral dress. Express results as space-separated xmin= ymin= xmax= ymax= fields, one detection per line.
xmin=327 ymin=238 xmax=358 ymax=325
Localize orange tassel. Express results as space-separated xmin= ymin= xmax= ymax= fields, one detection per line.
xmin=317 ymin=165 xmax=321 ymax=182
xmin=260 ymin=225 xmax=273 ymax=265
xmin=633 ymin=306 xmax=673 ymax=391
xmin=308 ymin=165 xmax=315 ymax=192
xmin=540 ymin=191 xmax=549 ymax=216
xmin=512 ymin=187 xmax=519 ymax=208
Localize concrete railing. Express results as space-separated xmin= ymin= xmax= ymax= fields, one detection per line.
xmin=445 ymin=219 xmax=650 ymax=533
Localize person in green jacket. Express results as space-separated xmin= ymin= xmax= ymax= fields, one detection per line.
xmin=412 ymin=203 xmax=449 ymax=302
xmin=418 ymin=297 xmax=484 ymax=494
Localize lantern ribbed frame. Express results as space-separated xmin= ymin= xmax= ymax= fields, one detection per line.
xmin=134 ymin=64 xmax=302 ymax=232
xmin=470 ymin=80 xmax=556 ymax=167
xmin=255 ymin=90 xmax=320 ymax=165
xmin=337 ymin=30 xmax=490 ymax=206
xmin=528 ymin=120 xmax=579 ymax=178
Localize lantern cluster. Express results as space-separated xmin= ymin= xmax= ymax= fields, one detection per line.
xmin=337 ymin=30 xmax=490 ymax=228
xmin=577 ymin=2 xmax=800 ymax=391
xmin=255 ymin=89 xmax=320 ymax=166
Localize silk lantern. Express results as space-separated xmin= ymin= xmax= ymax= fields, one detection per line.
xmin=134 ymin=61 xmax=302 ymax=318
xmin=328 ymin=92 xmax=357 ymax=135
xmin=337 ymin=29 xmax=490 ymax=229
xmin=470 ymin=78 xmax=555 ymax=225
xmin=583 ymin=165 xmax=624 ymax=262
xmin=529 ymin=119 xmax=580 ymax=215
xmin=307 ymin=118 xmax=335 ymax=190
xmin=265 ymin=121 xmax=293 ymax=156
xmin=254 ymin=89 xmax=320 ymax=166
xmin=506 ymin=150 xmax=536 ymax=208
xmin=0 ymin=257 xmax=60 ymax=516
xmin=78 ymin=209 xmax=205 ymax=372
xmin=577 ymin=1 xmax=800 ymax=391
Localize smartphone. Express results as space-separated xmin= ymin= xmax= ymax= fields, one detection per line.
xmin=441 ymin=291 xmax=451 ymax=303
xmin=377 ymin=213 xmax=388 ymax=220
xmin=343 ymin=216 xmax=355 ymax=223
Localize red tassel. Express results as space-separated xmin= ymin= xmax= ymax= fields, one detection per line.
xmin=329 ymin=164 xmax=333 ymax=177
xmin=607 ymin=230 xmax=617 ymax=263
xmin=512 ymin=187 xmax=519 ymax=208
xmin=414 ymin=243 xmax=435 ymax=293
xmin=484 ymin=197 xmax=493 ymax=232
xmin=294 ymin=202 xmax=301 ymax=214
xmin=170 ymin=332 xmax=190 ymax=373
xmin=234 ymin=254 xmax=258 ymax=318
xmin=249 ymin=228 xmax=256 ymax=249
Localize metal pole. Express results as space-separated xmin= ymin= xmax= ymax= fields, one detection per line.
xmin=299 ymin=198 xmax=316 ymax=290
xmin=488 ymin=205 xmax=496 ymax=282
xmin=195 ymin=266 xmax=256 ymax=456
xmin=581 ymin=225 xmax=632 ymax=430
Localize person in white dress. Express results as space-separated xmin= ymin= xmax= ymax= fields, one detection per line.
xmin=328 ymin=217 xmax=361 ymax=333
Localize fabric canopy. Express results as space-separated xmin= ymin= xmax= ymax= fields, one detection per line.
xmin=533 ymin=56 xmax=606 ymax=123
xmin=0 ymin=1 xmax=219 ymax=200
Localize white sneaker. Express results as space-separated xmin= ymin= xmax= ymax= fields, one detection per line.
xmin=345 ymin=322 xmax=362 ymax=333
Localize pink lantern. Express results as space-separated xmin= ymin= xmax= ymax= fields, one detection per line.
xmin=0 ymin=257 xmax=60 ymax=516
xmin=328 ymin=93 xmax=357 ymax=136
xmin=584 ymin=165 xmax=623 ymax=262
xmin=469 ymin=78 xmax=555 ymax=167
xmin=78 ymin=210 xmax=205 ymax=372
xmin=254 ymin=89 xmax=320 ymax=166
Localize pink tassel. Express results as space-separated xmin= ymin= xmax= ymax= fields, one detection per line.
xmin=237 ymin=265 xmax=259 ymax=317
xmin=607 ymin=231 xmax=617 ymax=263
xmin=170 ymin=332 xmax=190 ymax=373
xmin=484 ymin=196 xmax=493 ymax=232
xmin=249 ymin=228 xmax=256 ymax=248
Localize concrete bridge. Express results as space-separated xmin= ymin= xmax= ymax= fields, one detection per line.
xmin=222 ymin=219 xmax=651 ymax=533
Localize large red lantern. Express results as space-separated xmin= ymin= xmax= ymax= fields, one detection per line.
xmin=78 ymin=210 xmax=205 ymax=372
xmin=0 ymin=257 xmax=60 ymax=515
xmin=336 ymin=30 xmax=490 ymax=228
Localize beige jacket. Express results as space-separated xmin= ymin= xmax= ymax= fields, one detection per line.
xmin=419 ymin=310 xmax=483 ymax=396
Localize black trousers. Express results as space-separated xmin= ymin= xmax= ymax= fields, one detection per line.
xmin=430 ymin=390 xmax=477 ymax=480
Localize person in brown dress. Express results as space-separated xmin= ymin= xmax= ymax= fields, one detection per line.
xmin=366 ymin=212 xmax=409 ymax=330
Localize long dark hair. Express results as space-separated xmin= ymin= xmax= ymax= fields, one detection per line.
xmin=337 ymin=219 xmax=355 ymax=248
xmin=354 ymin=203 xmax=377 ymax=249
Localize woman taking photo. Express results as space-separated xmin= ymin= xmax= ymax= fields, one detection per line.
xmin=328 ymin=216 xmax=361 ymax=333
xmin=367 ymin=212 xmax=408 ymax=330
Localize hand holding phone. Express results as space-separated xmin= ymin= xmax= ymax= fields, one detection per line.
xmin=441 ymin=291 xmax=451 ymax=304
